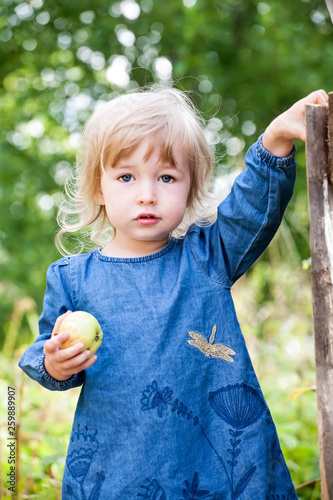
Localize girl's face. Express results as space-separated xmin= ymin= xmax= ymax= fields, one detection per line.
xmin=97 ymin=137 xmax=191 ymax=257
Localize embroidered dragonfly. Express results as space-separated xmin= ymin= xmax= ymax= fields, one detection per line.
xmin=187 ymin=325 xmax=236 ymax=362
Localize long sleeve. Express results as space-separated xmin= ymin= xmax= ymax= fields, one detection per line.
xmin=18 ymin=257 xmax=85 ymax=391
xmin=188 ymin=135 xmax=296 ymax=285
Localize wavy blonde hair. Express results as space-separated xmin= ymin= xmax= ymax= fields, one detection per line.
xmin=56 ymin=86 xmax=215 ymax=255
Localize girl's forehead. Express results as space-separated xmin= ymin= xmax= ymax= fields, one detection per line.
xmin=115 ymin=136 xmax=189 ymax=168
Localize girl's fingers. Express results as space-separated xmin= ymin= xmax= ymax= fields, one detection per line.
xmin=44 ymin=332 xmax=69 ymax=354
xmin=62 ymin=347 xmax=91 ymax=367
xmin=65 ymin=353 xmax=98 ymax=372
xmin=45 ymin=339 xmax=92 ymax=363
xmin=60 ymin=353 xmax=98 ymax=375
xmin=77 ymin=354 xmax=98 ymax=372
xmin=52 ymin=310 xmax=72 ymax=334
xmin=302 ymin=89 xmax=328 ymax=106
xmin=59 ymin=342 xmax=88 ymax=359
xmin=313 ymin=89 xmax=328 ymax=105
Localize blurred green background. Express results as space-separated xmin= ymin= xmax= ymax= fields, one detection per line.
xmin=1 ymin=0 xmax=332 ymax=497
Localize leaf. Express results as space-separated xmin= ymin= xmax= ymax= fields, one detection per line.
xmin=192 ymin=472 xmax=199 ymax=493
xmin=187 ymin=410 xmax=193 ymax=420
xmin=184 ymin=479 xmax=192 ymax=493
xmin=182 ymin=489 xmax=192 ymax=500
xmin=285 ymin=386 xmax=316 ymax=403
xmin=233 ymin=465 xmax=256 ymax=499
xmin=172 ymin=399 xmax=179 ymax=412
xmin=196 ymin=490 xmax=210 ymax=497
xmin=88 ymin=471 xmax=105 ymax=500
xmin=229 ymin=429 xmax=243 ymax=438
xmin=193 ymin=416 xmax=199 ymax=426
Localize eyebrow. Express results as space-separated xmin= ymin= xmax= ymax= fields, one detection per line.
xmin=113 ymin=160 xmax=181 ymax=170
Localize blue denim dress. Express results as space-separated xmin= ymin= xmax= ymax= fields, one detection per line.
xmin=19 ymin=136 xmax=298 ymax=499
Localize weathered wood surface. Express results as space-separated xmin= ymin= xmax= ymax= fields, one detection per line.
xmin=306 ymin=95 xmax=333 ymax=499
xmin=324 ymin=0 xmax=333 ymax=24
xmin=328 ymin=93 xmax=333 ymax=184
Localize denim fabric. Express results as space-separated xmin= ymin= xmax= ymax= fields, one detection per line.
xmin=19 ymin=136 xmax=298 ymax=499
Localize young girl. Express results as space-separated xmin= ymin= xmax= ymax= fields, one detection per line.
xmin=19 ymin=87 xmax=328 ymax=499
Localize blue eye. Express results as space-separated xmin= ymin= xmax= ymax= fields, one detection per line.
xmin=119 ymin=174 xmax=133 ymax=182
xmin=160 ymin=175 xmax=174 ymax=183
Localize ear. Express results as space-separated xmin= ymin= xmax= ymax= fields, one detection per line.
xmin=95 ymin=188 xmax=105 ymax=205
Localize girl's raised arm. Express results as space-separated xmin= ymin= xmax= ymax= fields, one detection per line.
xmin=188 ymin=90 xmax=328 ymax=285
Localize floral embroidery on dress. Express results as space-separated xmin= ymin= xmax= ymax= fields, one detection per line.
xmin=187 ymin=325 xmax=236 ymax=362
xmin=65 ymin=424 xmax=105 ymax=500
xmin=137 ymin=473 xmax=210 ymax=500
xmin=208 ymin=383 xmax=266 ymax=500
xmin=141 ymin=381 xmax=173 ymax=418
xmin=267 ymin=496 xmax=292 ymax=500
xmin=141 ymin=380 xmax=199 ymax=425
xmin=208 ymin=383 xmax=266 ymax=430
xmin=138 ymin=478 xmax=167 ymax=499
xmin=140 ymin=381 xmax=267 ymax=499
xmin=180 ymin=472 xmax=210 ymax=499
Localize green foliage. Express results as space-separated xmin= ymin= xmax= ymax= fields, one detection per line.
xmin=1 ymin=0 xmax=332 ymax=496
xmin=0 ymin=348 xmax=77 ymax=498
xmin=1 ymin=0 xmax=333 ymax=333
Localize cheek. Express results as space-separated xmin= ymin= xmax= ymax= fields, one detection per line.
xmin=164 ymin=189 xmax=187 ymax=211
xmin=169 ymin=190 xmax=189 ymax=222
xmin=98 ymin=181 xmax=124 ymax=207
xmin=177 ymin=183 xmax=191 ymax=210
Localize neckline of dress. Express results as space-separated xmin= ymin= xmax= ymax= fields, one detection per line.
xmin=95 ymin=237 xmax=177 ymax=263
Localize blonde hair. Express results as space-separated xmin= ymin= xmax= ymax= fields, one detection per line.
xmin=56 ymin=86 xmax=214 ymax=255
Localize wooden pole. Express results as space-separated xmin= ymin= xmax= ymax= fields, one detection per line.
xmin=324 ymin=0 xmax=333 ymax=24
xmin=328 ymin=93 xmax=333 ymax=184
xmin=305 ymin=93 xmax=333 ymax=499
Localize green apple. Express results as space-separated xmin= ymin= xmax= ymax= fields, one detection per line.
xmin=53 ymin=311 xmax=103 ymax=357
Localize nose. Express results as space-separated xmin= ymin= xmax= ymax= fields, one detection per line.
xmin=136 ymin=180 xmax=157 ymax=205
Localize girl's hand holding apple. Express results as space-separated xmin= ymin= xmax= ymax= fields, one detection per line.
xmin=44 ymin=311 xmax=100 ymax=382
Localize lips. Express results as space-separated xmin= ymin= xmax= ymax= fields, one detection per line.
xmin=136 ymin=213 xmax=160 ymax=225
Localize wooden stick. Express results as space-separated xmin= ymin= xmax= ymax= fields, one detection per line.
xmin=306 ymin=100 xmax=333 ymax=499
xmin=328 ymin=92 xmax=333 ymax=184
xmin=324 ymin=0 xmax=333 ymax=24
xmin=295 ymin=477 xmax=321 ymax=491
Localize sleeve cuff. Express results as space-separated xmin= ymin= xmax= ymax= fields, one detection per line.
xmin=256 ymin=133 xmax=296 ymax=168
xmin=37 ymin=353 xmax=83 ymax=390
